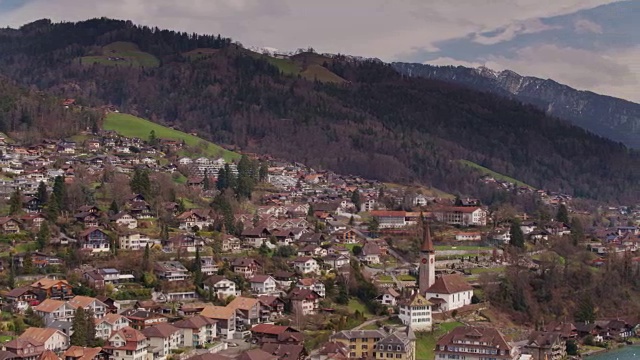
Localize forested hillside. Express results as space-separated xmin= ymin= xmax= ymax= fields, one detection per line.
xmin=1 ymin=18 xmax=640 ymax=203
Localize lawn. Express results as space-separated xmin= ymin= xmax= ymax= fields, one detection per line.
xmin=347 ymin=298 xmax=372 ymax=316
xmin=377 ymin=275 xmax=394 ymax=283
xmin=0 ymin=335 xmax=13 ymax=342
xmin=103 ymin=113 xmax=239 ymax=161
xmin=459 ymin=159 xmax=534 ymax=189
xmin=435 ymin=245 xmax=489 ymax=251
xmin=468 ymin=267 xmax=505 ymax=275
xmin=397 ymin=275 xmax=416 ymax=281
xmin=415 ymin=322 xmax=463 ymax=359
xmin=80 ymin=41 xmax=160 ymax=68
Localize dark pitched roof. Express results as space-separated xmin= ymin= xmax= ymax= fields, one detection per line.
xmin=260 ymin=343 xmax=305 ymax=360
xmin=141 ymin=323 xmax=180 ymax=338
xmin=426 ymin=274 xmax=473 ymax=295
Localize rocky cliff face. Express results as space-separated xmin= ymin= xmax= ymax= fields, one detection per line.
xmin=393 ymin=62 xmax=640 ymax=148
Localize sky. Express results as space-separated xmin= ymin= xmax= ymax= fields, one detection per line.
xmin=0 ymin=0 xmax=638 ymax=102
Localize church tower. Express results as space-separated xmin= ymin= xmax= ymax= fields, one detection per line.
xmin=419 ymin=222 xmax=436 ymax=295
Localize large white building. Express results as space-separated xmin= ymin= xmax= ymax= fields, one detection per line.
xmin=398 ymin=292 xmax=433 ymax=331
xmin=432 ymin=207 xmax=487 ymax=226
xmin=424 ymin=274 xmax=474 ymax=312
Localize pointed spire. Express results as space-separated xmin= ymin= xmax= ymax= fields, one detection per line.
xmin=421 ymin=222 xmax=434 ymax=252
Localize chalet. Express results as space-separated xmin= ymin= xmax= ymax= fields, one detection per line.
xmin=177 ymin=209 xmax=213 ymax=230
xmin=30 ymin=278 xmax=73 ymax=300
xmin=250 ymin=324 xmax=303 ymax=345
xmin=231 ymin=258 xmax=261 ymax=278
xmin=249 ymin=275 xmax=278 ymax=295
xmin=33 ymin=299 xmax=76 ymax=325
xmin=435 ymin=326 xmax=517 ymax=360
xmin=297 ymin=244 xmax=327 ymax=257
xmin=322 ymin=254 xmax=350 ymax=269
xmin=292 ymin=257 xmax=320 ymax=274
xmin=241 ymin=227 xmax=271 ymax=248
xmin=154 ymin=261 xmax=190 ymax=282
xmin=20 ymin=213 xmax=46 ymax=230
xmin=121 ymin=309 xmax=168 ymax=330
xmin=77 ymin=227 xmax=110 ymax=254
xmin=376 ymin=287 xmax=401 ymax=306
xmin=110 ymin=212 xmax=138 ymax=229
xmin=199 ymin=256 xmax=219 ymax=276
xmin=203 ymin=276 xmax=237 ymax=299
xmin=103 ymin=327 xmax=148 ymax=360
xmin=334 ymin=229 xmax=359 ymax=244
xmin=163 ymin=234 xmax=202 ymax=253
xmin=257 ymin=296 xmax=286 ymax=322
xmin=173 ymin=315 xmax=218 ymax=348
xmin=360 ymin=242 xmax=381 ymax=264
xmin=289 ymin=288 xmax=320 ymax=316
xmin=0 ymin=217 xmax=21 ymax=234
xmin=227 ymin=296 xmax=261 ymax=328
xmin=67 ymin=295 xmax=108 ymax=318
xmin=21 ymin=196 xmax=43 ymax=213
xmin=74 ymin=212 xmax=100 ymax=227
xmin=523 ymin=331 xmax=566 ymax=360
xmin=4 ymin=287 xmax=39 ymax=312
xmin=31 ymin=252 xmax=64 ymax=268
xmin=221 ymin=234 xmax=241 ymax=252
xmin=142 ymin=323 xmax=182 ymax=360
xmin=63 ymin=346 xmax=103 ymax=360
xmin=18 ymin=327 xmax=68 ymax=352
xmin=128 ymin=200 xmax=152 ymax=218
xmin=296 ymin=278 xmax=326 ymax=297
xmin=273 ymin=271 xmax=297 ymax=288
xmin=297 ymin=233 xmax=326 ymax=246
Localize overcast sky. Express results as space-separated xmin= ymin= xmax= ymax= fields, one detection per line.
xmin=0 ymin=0 xmax=638 ymax=102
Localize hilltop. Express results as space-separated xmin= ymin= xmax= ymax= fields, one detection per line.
xmin=1 ymin=18 xmax=640 ymax=203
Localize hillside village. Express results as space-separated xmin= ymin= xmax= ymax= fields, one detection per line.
xmin=0 ymin=111 xmax=638 ymax=360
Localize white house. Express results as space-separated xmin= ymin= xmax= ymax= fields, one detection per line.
xmin=203 ymin=276 xmax=237 ymax=299
xmin=95 ymin=313 xmax=130 ymax=340
xmin=376 ymin=288 xmax=400 ymax=307
xmin=455 ymin=232 xmax=482 ymax=241
xmin=67 ymin=295 xmax=107 ymax=318
xmin=424 ymin=274 xmax=474 ymax=312
xmin=33 ymin=299 xmax=76 ymax=326
xmin=432 ymin=207 xmax=487 ymax=226
xmin=292 ymin=257 xmax=320 ymax=274
xmin=398 ymin=292 xmax=432 ymax=331
xmin=492 ymin=230 xmax=511 ymax=244
xmin=119 ymin=233 xmax=157 ymax=250
xmin=20 ymin=327 xmax=69 ymax=352
xmin=108 ymin=327 xmax=148 ymax=360
xmin=111 ymin=212 xmax=138 ymax=229
xmin=249 ymin=275 xmax=278 ymax=295
xmin=296 ymin=278 xmax=326 ymax=298
xmin=142 ymin=323 xmax=182 ymax=360
xmin=174 ymin=315 xmax=218 ymax=348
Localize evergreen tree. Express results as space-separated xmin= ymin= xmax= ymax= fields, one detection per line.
xmin=350 ymin=189 xmax=361 ymax=210
xmin=37 ymin=222 xmax=50 ymax=250
xmin=36 ymin=181 xmax=48 ymax=203
xmin=556 ymin=204 xmax=569 ymax=224
xmin=203 ymin=169 xmax=211 ymax=190
xmin=143 ymin=243 xmax=151 ymax=272
xmin=130 ymin=168 xmax=151 ymax=199
xmin=570 ymin=217 xmax=584 ymax=246
xmin=9 ymin=187 xmax=22 ymax=215
xmin=70 ymin=307 xmax=88 ymax=346
xmin=575 ymin=296 xmax=596 ymax=322
xmin=52 ymin=176 xmax=66 ymax=210
xmin=22 ymin=253 xmax=34 ymax=274
xmin=216 ymin=167 xmax=228 ymax=191
xmin=45 ymin=194 xmax=60 ymax=221
xmin=148 ymin=130 xmax=158 ymax=146
xmin=109 ymin=200 xmax=119 ymax=215
xmin=225 ymin=164 xmax=237 ymax=191
xmin=193 ymin=247 xmax=203 ymax=287
xmin=510 ymin=219 xmax=525 ymax=248
xmin=259 ymin=162 xmax=269 ymax=182
xmin=85 ymin=309 xmax=97 ymax=347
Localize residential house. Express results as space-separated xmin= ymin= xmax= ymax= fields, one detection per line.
xmin=311 ymin=341 xmax=350 ymax=360
xmin=19 ymin=328 xmax=68 ymax=353
xmin=221 ymin=235 xmax=241 ymax=253
xmin=249 ymin=275 xmax=278 ymax=295
xmin=292 ymin=257 xmax=320 ymax=275
xmin=4 ymin=287 xmax=39 ymax=312
xmin=199 ymin=257 xmax=219 ymax=276
xmin=67 ymin=296 xmax=107 ymax=318
xmin=121 ymin=309 xmax=168 ymax=330
xmin=241 ymin=227 xmax=271 ymax=248
xmin=30 ymin=278 xmax=73 ymax=300
xmin=455 ymin=232 xmax=482 ymax=241
xmin=289 ymin=289 xmax=320 ymax=316
xmin=62 ymin=346 xmax=103 ymax=360
xmin=77 ymin=228 xmax=111 ymax=254
xmin=321 ymin=254 xmax=350 ymax=270
xmin=95 ymin=313 xmax=130 ymax=340
xmin=260 ymin=344 xmax=307 ymax=360
xmin=231 ymin=258 xmax=261 ymax=279
xmin=257 ymin=296 xmax=286 ymax=322
xmin=142 ymin=324 xmax=182 ymax=360
xmin=334 ymin=229 xmax=359 ymax=244
xmin=250 ymin=324 xmax=303 ymax=345
xmin=360 ymin=242 xmax=381 ymax=264
xmin=296 ymin=278 xmax=326 ymax=298
xmin=272 ymin=271 xmax=297 ymax=288
xmin=111 ymin=212 xmax=138 ymax=229
xmin=297 ymin=245 xmax=327 ymax=258
xmin=163 ymin=234 xmax=202 ymax=253
xmin=331 ymin=329 xmax=387 ymax=359
xmin=373 ymin=328 xmax=416 ymax=360
xmin=0 ymin=217 xmax=21 ymax=234
xmin=203 ymin=276 xmax=237 ymax=300
xmin=398 ymin=292 xmax=432 ymax=331
xmin=119 ymin=233 xmax=156 ymax=251
xmin=435 ymin=326 xmax=518 ymax=360
xmin=104 ymin=327 xmax=148 ymax=360
xmin=177 ymin=210 xmax=213 ymax=231
xmin=523 ymin=332 xmax=566 ymax=360
xmin=376 ymin=288 xmax=401 ymax=307
xmin=174 ymin=315 xmax=218 ymax=348
xmin=227 ymin=297 xmax=261 ymax=329
xmin=33 ymin=299 xmax=76 ymax=326
xmin=200 ymin=306 xmax=236 ymax=340
xmin=154 ymin=261 xmax=190 ymax=282
xmin=3 ymin=338 xmax=44 ymax=360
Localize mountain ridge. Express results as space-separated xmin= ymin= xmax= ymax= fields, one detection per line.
xmin=392 ymin=62 xmax=640 ymax=148
xmin=1 ymin=18 xmax=640 ymax=204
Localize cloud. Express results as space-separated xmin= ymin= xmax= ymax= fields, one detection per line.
xmin=483 ymin=44 xmax=640 ymax=102
xmin=573 ymin=18 xmax=604 ymax=34
xmin=472 ymin=19 xmax=560 ymax=45
xmin=0 ymin=0 xmax=619 ymax=60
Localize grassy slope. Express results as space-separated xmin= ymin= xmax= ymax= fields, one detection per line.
xmin=81 ymin=41 xmax=160 ymax=68
xmin=459 ymin=159 xmax=535 ymax=189
xmin=103 ymin=113 xmax=239 ymax=161
xmin=415 ymin=322 xmax=463 ymax=359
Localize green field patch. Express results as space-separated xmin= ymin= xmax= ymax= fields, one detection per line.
xmin=347 ymin=298 xmax=372 ymax=316
xmin=397 ymin=275 xmax=416 ymax=281
xmin=435 ymin=245 xmax=488 ymax=251
xmin=377 ymin=275 xmax=394 ymax=283
xmin=80 ymin=41 xmax=160 ymax=68
xmin=103 ymin=113 xmax=239 ymax=161
xmin=415 ymin=322 xmax=463 ymax=359
xmin=468 ymin=267 xmax=505 ymax=275
xmin=459 ymin=159 xmax=534 ymax=189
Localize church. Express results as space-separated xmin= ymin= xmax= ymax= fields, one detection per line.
xmin=398 ymin=222 xmax=474 ymax=330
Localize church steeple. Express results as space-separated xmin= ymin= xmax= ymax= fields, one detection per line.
xmin=419 ymin=222 xmax=436 ymax=295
